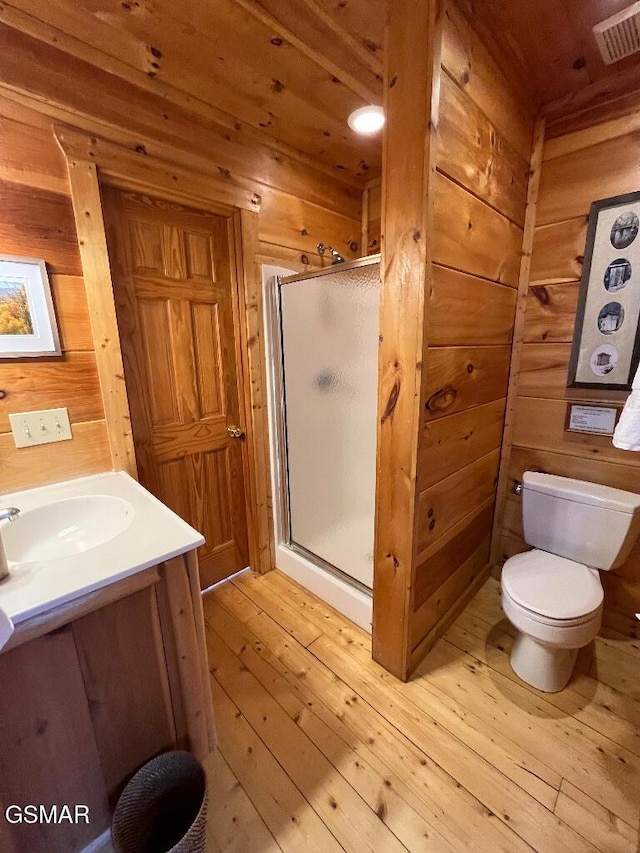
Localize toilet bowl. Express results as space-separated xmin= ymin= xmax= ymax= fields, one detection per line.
xmin=500 ymin=472 xmax=640 ymax=693
xmin=501 ymin=550 xmax=603 ymax=691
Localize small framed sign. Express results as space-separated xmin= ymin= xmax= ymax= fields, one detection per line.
xmin=565 ymin=403 xmax=621 ymax=436
xmin=567 ymin=191 xmax=640 ymax=391
xmin=0 ymin=255 xmax=61 ymax=358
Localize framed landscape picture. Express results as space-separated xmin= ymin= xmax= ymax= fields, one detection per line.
xmin=568 ymin=191 xmax=640 ymax=390
xmin=0 ymin=255 xmax=61 ymax=358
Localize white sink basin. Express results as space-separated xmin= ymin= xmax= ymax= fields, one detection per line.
xmin=3 ymin=495 xmax=135 ymax=564
xmin=0 ymin=472 xmax=204 ymax=626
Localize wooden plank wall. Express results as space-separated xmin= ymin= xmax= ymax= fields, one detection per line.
xmin=407 ymin=1 xmax=535 ymax=667
xmin=0 ymin=54 xmax=361 ymax=494
xmin=499 ymin=90 xmax=640 ymax=636
xmin=0 ymin=98 xmax=111 ymax=492
xmin=372 ymin=0 xmax=442 ymax=680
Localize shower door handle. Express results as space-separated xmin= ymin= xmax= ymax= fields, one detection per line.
xmin=227 ymin=425 xmax=244 ymax=438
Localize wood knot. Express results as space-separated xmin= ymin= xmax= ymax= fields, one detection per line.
xmin=381 ymin=380 xmax=400 ymax=424
xmin=376 ymin=799 xmax=387 ymax=821
xmin=426 ymin=387 xmax=457 ymax=412
xmin=531 ymin=285 xmax=549 ymax=305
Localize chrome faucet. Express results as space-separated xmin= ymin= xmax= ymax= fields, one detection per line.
xmin=0 ymin=507 xmax=20 ymax=581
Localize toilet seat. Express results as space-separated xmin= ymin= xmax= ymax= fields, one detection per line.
xmin=502 ymin=586 xmax=601 ymax=628
xmin=502 ymin=549 xmax=603 ymax=621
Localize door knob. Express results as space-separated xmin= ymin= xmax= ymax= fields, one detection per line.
xmin=227 ymin=425 xmax=244 ymax=438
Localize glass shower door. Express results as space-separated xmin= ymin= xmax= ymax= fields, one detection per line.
xmin=278 ymin=260 xmax=380 ymax=589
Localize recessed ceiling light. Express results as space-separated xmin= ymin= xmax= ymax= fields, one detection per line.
xmin=347 ymin=105 xmax=385 ymax=134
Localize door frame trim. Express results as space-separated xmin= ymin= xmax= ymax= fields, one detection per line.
xmin=55 ymin=125 xmax=274 ymax=575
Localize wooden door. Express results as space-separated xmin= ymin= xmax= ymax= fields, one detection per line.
xmin=103 ymin=187 xmax=249 ymax=588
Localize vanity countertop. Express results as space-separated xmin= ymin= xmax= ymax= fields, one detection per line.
xmin=0 ymin=471 xmax=204 ymax=624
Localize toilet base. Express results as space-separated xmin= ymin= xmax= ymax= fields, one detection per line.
xmin=510 ymin=632 xmax=578 ymax=693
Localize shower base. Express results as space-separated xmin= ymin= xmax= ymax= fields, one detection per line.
xmin=275 ymin=541 xmax=372 ymax=633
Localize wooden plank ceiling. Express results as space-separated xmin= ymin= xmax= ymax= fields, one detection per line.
xmin=3 ymin=1 xmax=640 ymax=188
xmin=467 ymin=0 xmax=640 ymax=106
xmin=1 ymin=0 xmax=385 ymax=185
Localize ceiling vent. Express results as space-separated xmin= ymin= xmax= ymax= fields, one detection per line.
xmin=594 ymin=2 xmax=640 ymax=65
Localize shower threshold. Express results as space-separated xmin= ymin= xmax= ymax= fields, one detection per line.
xmin=275 ymin=540 xmax=373 ymax=633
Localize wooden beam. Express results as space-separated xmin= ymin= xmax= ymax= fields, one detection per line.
xmin=295 ymin=0 xmax=384 ymax=79
xmin=543 ymin=90 xmax=640 ymax=161
xmin=55 ymin=124 xmax=261 ymax=214
xmin=232 ymin=210 xmax=275 ymax=575
xmin=157 ymin=555 xmax=215 ymax=759
xmin=60 ymin=153 xmax=137 ymax=477
xmin=490 ymin=116 xmax=546 ymax=565
xmin=542 ymin=63 xmax=640 ymax=127
xmin=184 ymin=549 xmax=218 ymax=753
xmin=230 ymin=0 xmax=382 ymax=104
xmin=372 ymin=0 xmax=444 ymax=680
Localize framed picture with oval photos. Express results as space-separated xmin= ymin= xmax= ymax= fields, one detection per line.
xmin=568 ymin=191 xmax=640 ymax=391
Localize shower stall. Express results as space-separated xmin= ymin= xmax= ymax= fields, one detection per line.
xmin=262 ymin=256 xmax=381 ymax=630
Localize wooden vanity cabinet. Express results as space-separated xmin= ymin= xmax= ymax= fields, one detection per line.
xmin=0 ymin=553 xmax=215 ymax=853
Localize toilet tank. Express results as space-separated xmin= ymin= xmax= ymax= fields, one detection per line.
xmin=522 ymin=472 xmax=640 ymax=570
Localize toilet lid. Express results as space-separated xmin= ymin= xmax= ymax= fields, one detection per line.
xmin=502 ymin=550 xmax=603 ymax=620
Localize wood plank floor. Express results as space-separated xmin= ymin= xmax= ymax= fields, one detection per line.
xmin=203 ymin=570 xmax=640 ymax=852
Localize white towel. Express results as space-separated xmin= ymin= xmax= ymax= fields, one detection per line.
xmin=612 ymin=363 xmax=640 ymax=451
xmin=0 ymin=606 xmax=14 ymax=651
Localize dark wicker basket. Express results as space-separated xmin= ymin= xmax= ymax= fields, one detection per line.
xmin=111 ymin=751 xmax=208 ymax=853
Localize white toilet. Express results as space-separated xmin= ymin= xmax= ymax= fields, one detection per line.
xmin=501 ymin=471 xmax=640 ymax=692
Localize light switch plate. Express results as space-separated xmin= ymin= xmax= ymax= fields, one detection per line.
xmin=9 ymin=407 xmax=72 ymax=448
